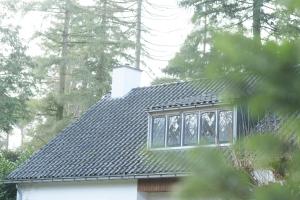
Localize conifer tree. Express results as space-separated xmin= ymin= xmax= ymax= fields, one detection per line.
xmin=25 ymin=0 xmax=136 ymax=148
xmin=0 ymin=0 xmax=35 ymax=148
xmin=162 ymin=0 xmax=300 ymax=80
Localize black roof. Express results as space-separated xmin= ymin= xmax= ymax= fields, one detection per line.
xmin=8 ymin=79 xmax=232 ymax=182
xmin=147 ymin=92 xmax=219 ymax=111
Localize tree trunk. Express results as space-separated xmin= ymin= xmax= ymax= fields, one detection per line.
xmin=5 ymin=130 xmax=10 ymax=150
xmin=57 ymin=0 xmax=71 ymax=120
xmin=203 ymin=3 xmax=207 ymax=56
xmin=96 ymin=0 xmax=108 ymax=82
xmin=135 ymin=0 xmax=142 ymax=69
xmin=20 ymin=126 xmax=25 ymax=147
xmin=253 ymin=0 xmax=263 ymax=43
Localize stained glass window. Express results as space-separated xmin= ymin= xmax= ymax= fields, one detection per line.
xmin=150 ymin=108 xmax=235 ymax=149
xmin=201 ymin=112 xmax=216 ymax=144
xmin=219 ymin=110 xmax=233 ymax=144
xmin=167 ymin=115 xmax=181 ymax=147
xmin=151 ymin=116 xmax=166 ymax=148
xmin=183 ymin=113 xmax=198 ymax=146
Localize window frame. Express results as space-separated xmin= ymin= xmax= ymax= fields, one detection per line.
xmin=218 ymin=109 xmax=234 ymax=144
xmin=149 ymin=114 xmax=166 ymax=148
xmin=183 ymin=112 xmax=199 ymax=146
xmin=148 ymin=105 xmax=237 ymax=150
xmin=200 ymin=110 xmax=218 ymax=145
xmin=166 ymin=113 xmax=182 ymax=147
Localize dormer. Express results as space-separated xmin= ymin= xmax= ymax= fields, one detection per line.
xmin=146 ymin=93 xmax=237 ymax=149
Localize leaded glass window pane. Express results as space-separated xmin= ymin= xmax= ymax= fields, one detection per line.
xmin=219 ymin=110 xmax=233 ymax=143
xmin=201 ymin=112 xmax=216 ymax=144
xmin=167 ymin=115 xmax=181 ymax=147
xmin=183 ymin=113 xmax=198 ymax=146
xmin=151 ymin=116 xmax=166 ymax=148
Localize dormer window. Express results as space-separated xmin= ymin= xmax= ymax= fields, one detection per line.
xmin=183 ymin=113 xmax=198 ymax=146
xmin=148 ymin=107 xmax=236 ymax=149
xmin=201 ymin=112 xmax=216 ymax=144
xmin=151 ymin=116 xmax=166 ymax=148
xmin=167 ymin=115 xmax=181 ymax=147
xmin=219 ymin=110 xmax=233 ymax=144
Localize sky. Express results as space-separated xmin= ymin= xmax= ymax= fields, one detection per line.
xmin=8 ymin=0 xmax=193 ymax=149
xmin=139 ymin=0 xmax=193 ymax=84
xmin=18 ymin=0 xmax=193 ymax=85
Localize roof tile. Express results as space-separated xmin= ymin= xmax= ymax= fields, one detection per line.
xmin=8 ymin=80 xmax=233 ymax=181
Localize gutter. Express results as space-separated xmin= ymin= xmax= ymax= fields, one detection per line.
xmin=4 ymin=172 xmax=189 ymax=184
xmin=146 ymin=102 xmax=226 ymax=113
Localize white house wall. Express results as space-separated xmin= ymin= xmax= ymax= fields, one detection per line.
xmin=17 ymin=180 xmax=138 ymax=200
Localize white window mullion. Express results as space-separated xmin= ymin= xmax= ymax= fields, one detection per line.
xmin=233 ymin=106 xmax=238 ymax=143
xmin=215 ymin=110 xmax=218 ymax=145
xmin=148 ymin=115 xmax=152 ymax=149
xmin=181 ymin=113 xmax=184 ymax=147
xmin=165 ymin=115 xmax=168 ymax=148
xmin=198 ymin=111 xmax=201 ymax=144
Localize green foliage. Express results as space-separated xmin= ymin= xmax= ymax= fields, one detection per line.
xmin=151 ymin=77 xmax=179 ymax=85
xmin=207 ymin=33 xmax=300 ymax=115
xmin=165 ymin=0 xmax=300 ymax=80
xmin=177 ymin=149 xmax=252 ymax=200
xmin=24 ymin=0 xmax=136 ymax=149
xmin=165 ymin=31 xmax=210 ymax=79
xmin=176 ymin=31 xmax=300 ymax=200
xmin=277 ymin=0 xmax=300 ymax=10
xmin=0 ymin=150 xmax=32 ymax=200
xmin=168 ymin=2 xmax=300 ymax=199
xmin=0 ymin=5 xmax=35 ymax=136
xmin=25 ymin=117 xmax=72 ymax=150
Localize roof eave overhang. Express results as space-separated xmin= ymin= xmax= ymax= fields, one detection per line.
xmin=146 ymin=102 xmax=232 ymax=113
xmin=4 ymin=173 xmax=190 ymax=184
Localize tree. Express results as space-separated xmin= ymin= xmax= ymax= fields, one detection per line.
xmin=24 ymin=0 xmax=136 ymax=149
xmin=163 ymin=0 xmax=300 ymax=80
xmin=57 ymin=0 xmax=71 ymax=120
xmin=163 ymin=30 xmax=212 ymax=80
xmin=0 ymin=151 xmax=18 ymax=200
xmin=0 ymin=1 xmax=35 ymax=148
xmin=175 ymin=6 xmax=300 ymax=199
xmin=135 ymin=0 xmax=142 ymax=69
xmin=0 ymin=150 xmax=32 ymax=200
xmin=179 ymin=0 xmax=298 ymax=41
xmin=155 ymin=1 xmax=300 ymax=199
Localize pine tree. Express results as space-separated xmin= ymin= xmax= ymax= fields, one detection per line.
xmin=135 ymin=0 xmax=142 ymax=69
xmin=24 ymin=0 xmax=136 ymax=149
xmin=0 ymin=0 xmax=35 ymax=148
xmin=163 ymin=0 xmax=300 ymax=80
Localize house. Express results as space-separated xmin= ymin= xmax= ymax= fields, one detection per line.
xmin=7 ymin=65 xmax=256 ymax=200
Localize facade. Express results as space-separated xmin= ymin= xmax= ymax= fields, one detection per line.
xmin=17 ymin=180 xmax=138 ymax=200
xmin=17 ymin=179 xmax=176 ymax=200
xmin=8 ymin=66 xmax=255 ymax=200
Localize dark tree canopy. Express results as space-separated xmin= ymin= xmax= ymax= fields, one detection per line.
xmin=161 ymin=0 xmax=300 ymax=81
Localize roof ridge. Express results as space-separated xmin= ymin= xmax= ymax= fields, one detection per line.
xmin=132 ymin=77 xmax=216 ymax=90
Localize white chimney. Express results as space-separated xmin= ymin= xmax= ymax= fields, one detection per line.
xmin=111 ymin=65 xmax=142 ymax=98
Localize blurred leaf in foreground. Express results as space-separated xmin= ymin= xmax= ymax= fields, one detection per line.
xmin=176 ymin=31 xmax=300 ymax=199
